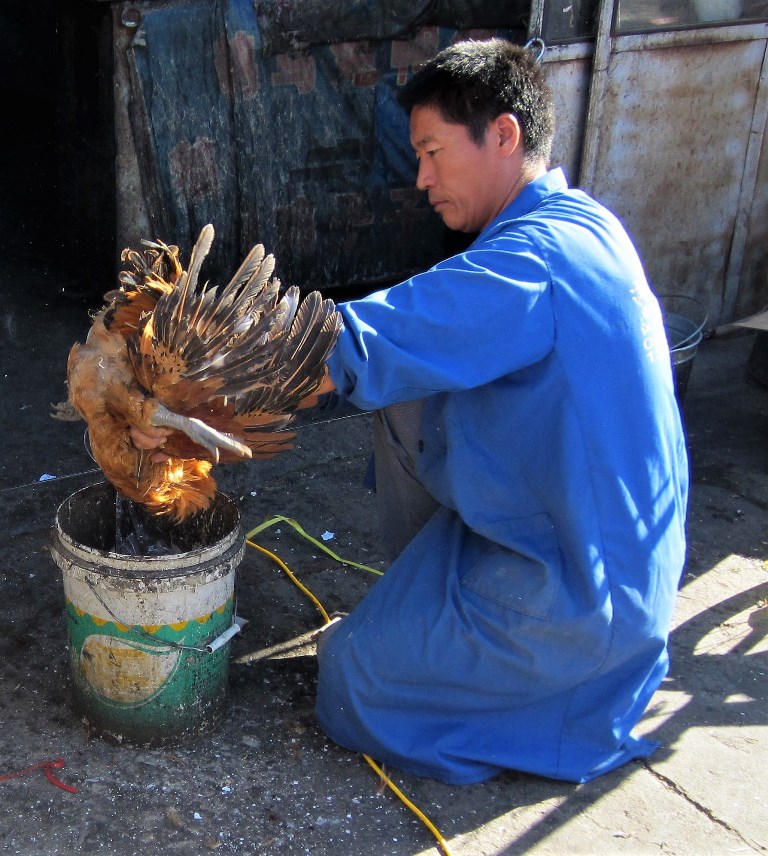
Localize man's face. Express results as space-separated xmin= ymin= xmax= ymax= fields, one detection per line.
xmin=409 ymin=104 xmax=504 ymax=234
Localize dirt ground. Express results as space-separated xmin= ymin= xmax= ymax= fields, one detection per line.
xmin=0 ymin=252 xmax=766 ymax=855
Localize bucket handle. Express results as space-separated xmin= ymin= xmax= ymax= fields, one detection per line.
xmin=657 ymin=293 xmax=709 ymax=350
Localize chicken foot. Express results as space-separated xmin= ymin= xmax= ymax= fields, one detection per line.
xmin=150 ymin=402 xmax=252 ymax=463
xmin=50 ymin=400 xmax=83 ymax=422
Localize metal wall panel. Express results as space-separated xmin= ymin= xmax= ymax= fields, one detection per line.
xmin=733 ymin=42 xmax=768 ymax=320
xmin=543 ymin=51 xmax=593 ymax=184
xmin=588 ymin=37 xmax=766 ymax=323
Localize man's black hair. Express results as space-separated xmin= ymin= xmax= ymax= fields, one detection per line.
xmin=397 ymin=38 xmax=555 ymax=163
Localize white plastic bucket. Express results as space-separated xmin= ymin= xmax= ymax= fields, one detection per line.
xmin=50 ymin=482 xmax=244 ymax=746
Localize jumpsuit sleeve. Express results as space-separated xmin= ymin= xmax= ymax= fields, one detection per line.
xmin=328 ymin=239 xmax=556 ymax=412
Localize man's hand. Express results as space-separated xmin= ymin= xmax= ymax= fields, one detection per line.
xmin=297 ymin=366 xmax=337 ymax=410
xmin=130 ymin=425 xmax=171 ymax=463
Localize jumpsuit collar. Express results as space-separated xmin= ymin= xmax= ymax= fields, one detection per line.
xmin=475 ymin=167 xmax=569 ymax=244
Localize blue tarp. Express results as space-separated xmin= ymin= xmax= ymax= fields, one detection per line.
xmin=126 ymin=0 xmax=524 ymax=291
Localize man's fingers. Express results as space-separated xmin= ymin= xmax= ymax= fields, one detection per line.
xmin=297 ymin=367 xmax=337 ymax=410
xmin=130 ymin=426 xmax=170 ymax=450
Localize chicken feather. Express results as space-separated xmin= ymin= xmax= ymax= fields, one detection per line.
xmin=53 ymin=224 xmax=342 ymax=521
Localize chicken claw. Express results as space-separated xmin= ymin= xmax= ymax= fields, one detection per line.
xmin=150 ymin=402 xmax=252 ymax=463
xmin=51 ymin=400 xmax=83 ymax=422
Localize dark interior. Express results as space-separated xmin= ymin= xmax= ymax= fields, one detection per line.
xmin=1 ymin=0 xmax=116 ymax=296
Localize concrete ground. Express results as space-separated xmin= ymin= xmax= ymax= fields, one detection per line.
xmin=0 ymin=250 xmax=766 ymax=855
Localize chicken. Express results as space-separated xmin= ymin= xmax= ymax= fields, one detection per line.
xmin=52 ymin=224 xmax=342 ymax=521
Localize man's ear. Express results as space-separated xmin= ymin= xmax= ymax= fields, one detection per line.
xmin=495 ymin=113 xmax=523 ymax=155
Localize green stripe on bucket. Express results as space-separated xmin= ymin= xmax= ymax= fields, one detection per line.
xmin=65 ymin=595 xmax=234 ymax=743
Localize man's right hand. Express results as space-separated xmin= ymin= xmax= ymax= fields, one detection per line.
xmin=130 ymin=425 xmax=171 ymax=463
xmin=297 ymin=365 xmax=337 ymax=410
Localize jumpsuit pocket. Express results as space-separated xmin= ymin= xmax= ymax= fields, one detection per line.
xmin=458 ymin=513 xmax=563 ymax=621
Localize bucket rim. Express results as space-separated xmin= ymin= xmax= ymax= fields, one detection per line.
xmin=658 ymin=293 xmax=708 ymax=351
xmin=52 ymin=481 xmax=243 ymax=576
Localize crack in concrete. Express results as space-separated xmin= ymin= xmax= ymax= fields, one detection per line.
xmin=640 ymin=759 xmax=766 ymax=853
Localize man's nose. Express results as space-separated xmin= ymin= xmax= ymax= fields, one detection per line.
xmin=416 ymin=158 xmax=433 ymax=190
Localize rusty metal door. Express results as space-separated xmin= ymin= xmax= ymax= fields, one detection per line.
xmin=576 ymin=1 xmax=768 ymax=325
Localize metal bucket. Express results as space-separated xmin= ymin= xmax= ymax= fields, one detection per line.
xmin=50 ymin=481 xmax=244 ymax=746
xmin=659 ymin=294 xmax=708 ymax=402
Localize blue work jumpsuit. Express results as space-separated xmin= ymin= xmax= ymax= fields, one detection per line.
xmin=315 ymin=168 xmax=689 ymax=785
